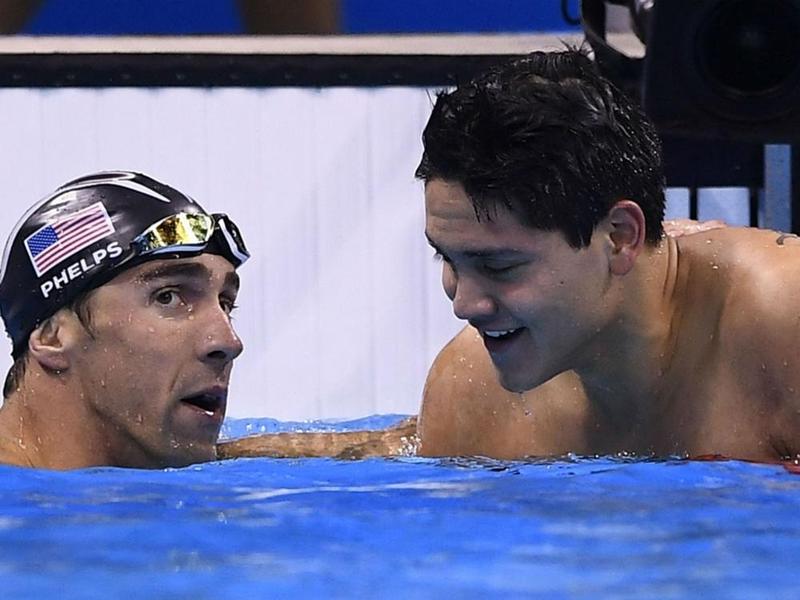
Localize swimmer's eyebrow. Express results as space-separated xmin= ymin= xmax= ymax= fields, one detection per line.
xmin=136 ymin=261 xmax=240 ymax=292
xmin=425 ymin=234 xmax=525 ymax=259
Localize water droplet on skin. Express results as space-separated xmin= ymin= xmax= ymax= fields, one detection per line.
xmin=524 ymin=409 xmax=532 ymax=417
xmin=188 ymin=315 xmax=195 ymax=321
xmin=135 ymin=413 xmax=143 ymax=424
xmin=147 ymin=327 xmax=155 ymax=333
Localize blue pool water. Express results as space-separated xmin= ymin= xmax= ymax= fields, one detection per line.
xmin=3 ymin=416 xmax=800 ymax=599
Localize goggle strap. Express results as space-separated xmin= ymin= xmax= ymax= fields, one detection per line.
xmin=216 ymin=218 xmax=250 ymax=266
xmin=145 ymin=243 xmax=208 ymax=256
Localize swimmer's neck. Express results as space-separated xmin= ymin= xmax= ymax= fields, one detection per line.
xmin=571 ymin=235 xmax=691 ymax=443
xmin=0 ymin=367 xmax=148 ymax=469
xmin=0 ymin=390 xmax=48 ymax=468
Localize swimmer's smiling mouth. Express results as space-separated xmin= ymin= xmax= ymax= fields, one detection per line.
xmin=483 ymin=328 xmax=522 ymax=339
xmin=479 ymin=327 xmax=525 ymax=353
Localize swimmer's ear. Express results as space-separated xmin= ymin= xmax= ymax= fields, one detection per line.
xmin=605 ymin=200 xmax=646 ymax=276
xmin=27 ymin=312 xmax=72 ymax=372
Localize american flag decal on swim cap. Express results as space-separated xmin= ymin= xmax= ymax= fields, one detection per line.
xmin=24 ymin=202 xmax=115 ymax=277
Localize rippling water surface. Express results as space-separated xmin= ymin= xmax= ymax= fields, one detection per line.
xmin=3 ymin=416 xmax=800 ymax=599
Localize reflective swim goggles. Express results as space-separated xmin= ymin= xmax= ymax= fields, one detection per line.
xmin=131 ymin=212 xmax=249 ymax=267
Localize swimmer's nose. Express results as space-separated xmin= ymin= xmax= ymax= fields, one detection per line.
xmin=198 ymin=307 xmax=244 ymax=364
xmin=451 ymin=276 xmax=496 ymax=322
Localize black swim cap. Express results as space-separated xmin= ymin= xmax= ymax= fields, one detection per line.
xmin=0 ymin=171 xmax=249 ymax=358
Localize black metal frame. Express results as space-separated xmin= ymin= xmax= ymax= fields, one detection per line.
xmin=0 ymin=52 xmax=517 ymax=88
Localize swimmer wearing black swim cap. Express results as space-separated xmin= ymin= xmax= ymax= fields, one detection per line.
xmin=0 ymin=171 xmax=248 ymax=469
xmin=0 ymin=170 xmax=249 ymax=359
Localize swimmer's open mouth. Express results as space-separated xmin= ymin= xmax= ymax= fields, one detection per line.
xmin=181 ymin=392 xmax=225 ymax=417
xmin=483 ymin=328 xmax=522 ymax=339
xmin=482 ymin=327 xmax=524 ymax=340
xmin=480 ymin=327 xmax=525 ymax=352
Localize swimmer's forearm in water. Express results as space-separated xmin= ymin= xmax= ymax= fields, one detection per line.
xmin=216 ymin=416 xmax=419 ymax=460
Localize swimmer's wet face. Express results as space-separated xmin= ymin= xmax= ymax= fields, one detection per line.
xmin=0 ymin=171 xmax=249 ymax=469
xmin=416 ymin=49 xmax=665 ymax=395
xmin=62 ymin=253 xmax=242 ymax=467
xmin=425 ymin=179 xmax=620 ymax=392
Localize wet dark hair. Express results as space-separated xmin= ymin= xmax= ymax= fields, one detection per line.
xmin=415 ymin=48 xmax=665 ymax=248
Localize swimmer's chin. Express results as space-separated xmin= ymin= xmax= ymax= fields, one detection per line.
xmin=494 ymin=368 xmax=540 ymax=394
xmin=493 ymin=359 xmax=567 ymax=393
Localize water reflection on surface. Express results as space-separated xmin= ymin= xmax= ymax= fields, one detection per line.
xmin=1 ymin=418 xmax=798 ymax=598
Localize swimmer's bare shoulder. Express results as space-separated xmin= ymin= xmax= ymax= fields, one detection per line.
xmin=696 ymin=228 xmax=800 ymax=349
xmin=418 ymin=325 xmax=588 ymax=458
xmin=678 ymin=227 xmax=800 ymax=330
xmin=683 ymin=227 xmax=800 ymax=456
xmin=731 ymin=228 xmax=800 ymax=453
